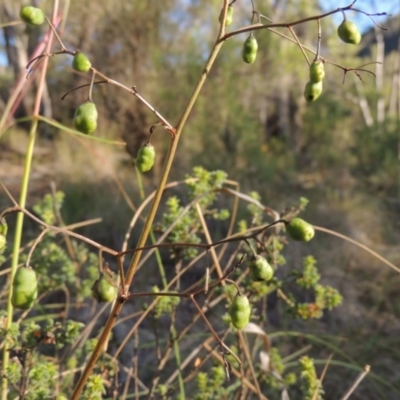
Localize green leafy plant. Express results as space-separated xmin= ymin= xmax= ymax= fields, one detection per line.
xmin=0 ymin=1 xmax=394 ymax=399
xmin=299 ymin=356 xmax=324 ymax=400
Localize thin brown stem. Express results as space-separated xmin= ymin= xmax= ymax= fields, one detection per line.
xmin=202 ymin=341 xmax=269 ymax=399
xmin=289 ymin=26 xmax=310 ymax=66
xmin=312 ymin=353 xmax=333 ymax=400
xmin=94 ymin=70 xmax=174 ymax=130
xmin=316 ymin=18 xmax=322 ymax=59
xmin=194 ymin=202 xmax=224 ymax=280
xmin=340 ymin=365 xmax=370 ymax=400
xmin=87 ymin=70 xmax=96 ymax=102
xmin=0 ymin=201 xmax=115 ymax=256
xmin=118 ymin=218 xmax=287 ymax=258
xmin=351 ymin=8 xmax=388 ymax=30
xmin=238 ymin=331 xmax=263 ymax=397
xmin=190 ymin=295 xmax=241 ymax=367
xmin=45 ymin=16 xmax=66 ymax=50
xmin=221 ymin=2 xmax=359 ymax=40
xmin=313 ymin=226 xmax=400 ymax=274
xmin=225 ymin=278 xmax=241 ymax=294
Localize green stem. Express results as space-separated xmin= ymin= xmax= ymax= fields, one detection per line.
xmin=71 ymin=2 xmax=229 ymax=397
xmin=123 ymin=36 xmax=226 ymax=288
xmin=172 ymin=336 xmax=184 ymax=400
xmin=0 ymin=120 xmax=37 ymax=400
xmin=134 ymin=166 xmax=168 ymax=288
xmin=135 ymin=167 xmax=184 ymax=399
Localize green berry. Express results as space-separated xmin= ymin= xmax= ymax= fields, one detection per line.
xmin=0 ymin=218 xmax=7 ymax=236
xmin=285 ymin=217 xmax=315 ymax=242
xmin=11 ymin=266 xmax=38 ymax=310
xmin=219 ymin=5 xmax=233 ymax=26
xmin=74 ymin=101 xmax=98 ymax=134
xmin=309 ymin=60 xmax=325 ymax=83
xmin=229 ymin=293 xmax=251 ymax=329
xmin=136 ymin=143 xmax=155 ymax=173
xmin=72 ymin=52 xmax=91 ymax=72
xmin=20 ymin=6 xmax=45 ymax=26
xmin=337 ymin=20 xmax=361 ymax=45
xmin=249 ymin=255 xmax=274 ymax=282
xmin=304 ymin=80 xmax=323 ymax=102
xmin=92 ymin=275 xmax=118 ymax=303
xmin=0 ymin=235 xmax=6 ymax=250
xmin=242 ymin=35 xmax=258 ymax=64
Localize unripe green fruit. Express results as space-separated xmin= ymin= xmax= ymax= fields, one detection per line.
xmin=92 ymin=276 xmax=118 ymax=303
xmin=0 ymin=235 xmax=5 ymax=250
xmin=72 ymin=52 xmax=91 ymax=72
xmin=304 ymin=80 xmax=323 ymax=102
xmin=0 ymin=218 xmax=6 ymax=249
xmin=55 ymin=396 xmax=68 ymax=400
xmin=337 ymin=20 xmax=361 ymax=45
xmin=219 ymin=5 xmax=233 ymax=26
xmin=285 ymin=217 xmax=315 ymax=242
xmin=249 ymin=255 xmax=274 ymax=282
xmin=229 ymin=293 xmax=251 ymax=330
xmin=74 ymin=101 xmax=98 ymax=134
xmin=242 ymin=35 xmax=258 ymax=64
xmin=11 ymin=266 xmax=38 ymax=310
xmin=309 ymin=60 xmax=325 ymax=83
xmin=136 ymin=143 xmax=155 ymax=173
xmin=0 ymin=218 xmax=7 ymax=236
xmin=20 ymin=6 xmax=45 ymax=26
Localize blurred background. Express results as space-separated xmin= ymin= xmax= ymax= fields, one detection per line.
xmin=1 ymin=0 xmax=400 ymax=398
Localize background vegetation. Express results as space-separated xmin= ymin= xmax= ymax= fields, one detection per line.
xmin=0 ymin=0 xmax=399 ymax=399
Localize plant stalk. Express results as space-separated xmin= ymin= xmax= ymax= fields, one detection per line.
xmin=71 ymin=1 xmax=229 ymax=397
xmin=0 ymin=2 xmax=58 ymax=398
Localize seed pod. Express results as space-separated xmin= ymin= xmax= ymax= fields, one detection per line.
xmin=219 ymin=5 xmax=233 ymax=26
xmin=72 ymin=52 xmax=91 ymax=72
xmin=337 ymin=20 xmax=361 ymax=45
xmin=20 ymin=6 xmax=45 ymax=25
xmin=242 ymin=35 xmax=258 ymax=64
xmin=0 ymin=218 xmax=7 ymax=249
xmin=285 ymin=217 xmax=315 ymax=242
xmin=304 ymin=80 xmax=323 ymax=102
xmin=136 ymin=143 xmax=155 ymax=173
xmin=309 ymin=60 xmax=325 ymax=83
xmin=249 ymin=255 xmax=274 ymax=282
xmin=92 ymin=275 xmax=118 ymax=303
xmin=0 ymin=218 xmax=7 ymax=236
xmin=0 ymin=235 xmax=6 ymax=250
xmin=229 ymin=293 xmax=251 ymax=330
xmin=11 ymin=266 xmax=38 ymax=310
xmin=74 ymin=101 xmax=98 ymax=134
